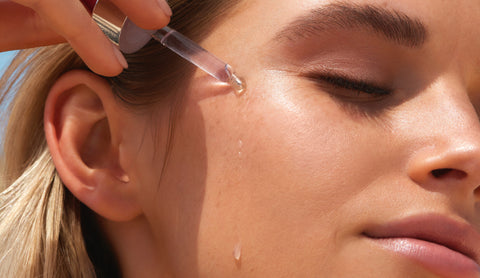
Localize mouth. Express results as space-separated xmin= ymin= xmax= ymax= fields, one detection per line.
xmin=363 ymin=214 xmax=480 ymax=277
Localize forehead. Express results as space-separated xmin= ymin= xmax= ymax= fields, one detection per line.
xmin=241 ymin=0 xmax=480 ymax=36
xmin=212 ymin=0 xmax=480 ymax=44
xmin=204 ymin=0 xmax=480 ymax=74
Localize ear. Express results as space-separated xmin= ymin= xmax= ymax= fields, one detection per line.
xmin=44 ymin=70 xmax=141 ymax=222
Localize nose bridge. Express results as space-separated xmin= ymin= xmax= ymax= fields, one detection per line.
xmin=415 ymin=77 xmax=480 ymax=144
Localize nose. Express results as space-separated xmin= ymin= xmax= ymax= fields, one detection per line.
xmin=408 ymin=144 xmax=480 ymax=192
xmin=406 ymin=82 xmax=480 ymax=204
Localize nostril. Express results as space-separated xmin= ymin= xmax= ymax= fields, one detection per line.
xmin=431 ymin=168 xmax=453 ymax=178
xmin=475 ymin=186 xmax=480 ymax=198
xmin=431 ymin=168 xmax=467 ymax=179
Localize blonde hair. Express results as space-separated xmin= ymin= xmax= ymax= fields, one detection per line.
xmin=0 ymin=0 xmax=240 ymax=276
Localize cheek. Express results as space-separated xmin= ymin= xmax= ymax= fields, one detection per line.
xmin=220 ymin=79 xmax=391 ymax=215
xmin=188 ymin=79 xmax=399 ymax=274
xmin=140 ymin=76 xmax=402 ymax=276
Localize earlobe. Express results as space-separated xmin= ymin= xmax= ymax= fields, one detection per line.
xmin=44 ymin=70 xmax=141 ymax=222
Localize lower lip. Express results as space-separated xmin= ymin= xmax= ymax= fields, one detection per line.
xmin=368 ymin=237 xmax=480 ymax=278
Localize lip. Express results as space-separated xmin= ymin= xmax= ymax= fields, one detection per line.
xmin=363 ymin=214 xmax=480 ymax=277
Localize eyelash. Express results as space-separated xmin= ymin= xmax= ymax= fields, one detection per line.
xmin=305 ymin=72 xmax=393 ymax=100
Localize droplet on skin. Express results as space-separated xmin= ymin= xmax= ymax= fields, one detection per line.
xmin=225 ymin=64 xmax=246 ymax=96
xmin=230 ymin=74 xmax=246 ymax=96
xmin=117 ymin=173 xmax=130 ymax=183
xmin=238 ymin=139 xmax=243 ymax=158
xmin=233 ymin=243 xmax=241 ymax=262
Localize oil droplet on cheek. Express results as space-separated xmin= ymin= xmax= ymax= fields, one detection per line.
xmin=233 ymin=242 xmax=242 ymax=262
xmin=238 ymin=139 xmax=243 ymax=158
xmin=225 ymin=64 xmax=246 ymax=96
xmin=230 ymin=74 xmax=246 ymax=96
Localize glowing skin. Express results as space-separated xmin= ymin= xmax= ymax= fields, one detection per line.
xmin=99 ymin=0 xmax=480 ymax=277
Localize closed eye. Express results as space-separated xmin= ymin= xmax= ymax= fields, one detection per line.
xmin=304 ymin=72 xmax=393 ymax=102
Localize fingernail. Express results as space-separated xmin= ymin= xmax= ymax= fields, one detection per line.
xmin=157 ymin=0 xmax=172 ymax=17
xmin=112 ymin=44 xmax=128 ymax=69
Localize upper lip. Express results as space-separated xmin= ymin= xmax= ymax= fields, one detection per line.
xmin=363 ymin=214 xmax=480 ymax=265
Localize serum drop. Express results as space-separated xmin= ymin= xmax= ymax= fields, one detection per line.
xmin=233 ymin=242 xmax=242 ymax=262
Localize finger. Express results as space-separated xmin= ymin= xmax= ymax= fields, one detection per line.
xmin=113 ymin=0 xmax=171 ymax=30
xmin=0 ymin=1 xmax=64 ymax=51
xmin=13 ymin=0 xmax=125 ymax=76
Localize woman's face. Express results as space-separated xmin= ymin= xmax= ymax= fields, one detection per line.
xmin=128 ymin=0 xmax=480 ymax=276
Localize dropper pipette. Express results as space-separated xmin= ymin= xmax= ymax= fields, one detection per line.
xmin=83 ymin=0 xmax=245 ymax=94
xmin=151 ymin=27 xmax=245 ymax=94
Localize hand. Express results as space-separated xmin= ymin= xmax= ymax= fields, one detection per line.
xmin=0 ymin=0 xmax=171 ymax=76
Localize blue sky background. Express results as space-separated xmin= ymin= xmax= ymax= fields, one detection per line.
xmin=0 ymin=51 xmax=17 ymax=76
xmin=0 ymin=51 xmax=18 ymax=150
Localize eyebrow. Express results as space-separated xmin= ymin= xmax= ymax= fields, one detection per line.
xmin=274 ymin=2 xmax=428 ymax=48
